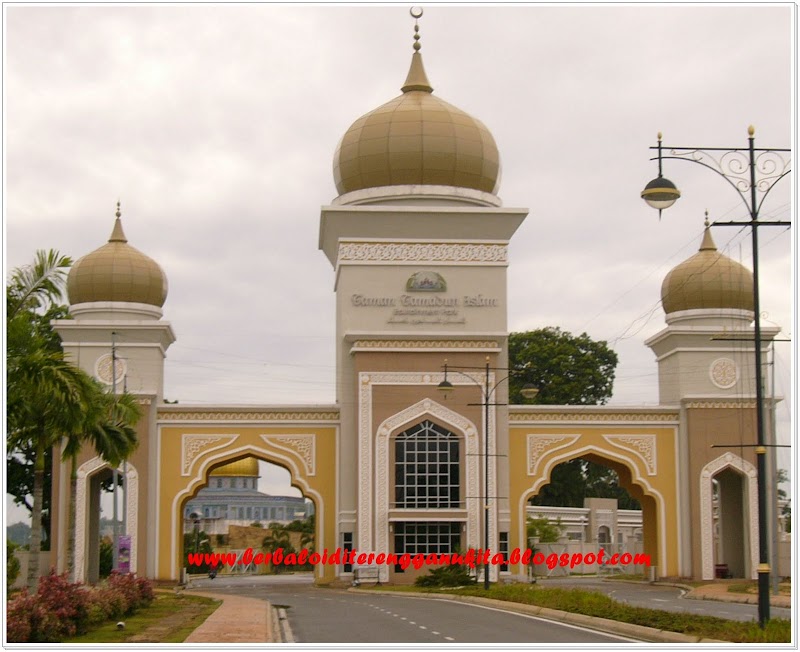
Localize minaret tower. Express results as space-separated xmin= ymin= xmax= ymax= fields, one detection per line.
xmin=646 ymin=215 xmax=779 ymax=579
xmin=319 ymin=11 xmax=528 ymax=583
xmin=51 ymin=203 xmax=175 ymax=581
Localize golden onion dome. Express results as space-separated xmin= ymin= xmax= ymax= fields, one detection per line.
xmin=333 ymin=34 xmax=501 ymax=196
xmin=210 ymin=458 xmax=260 ymax=477
xmin=67 ymin=205 xmax=168 ymax=307
xmin=661 ymin=222 xmax=754 ymax=314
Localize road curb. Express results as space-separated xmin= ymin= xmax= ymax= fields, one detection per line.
xmin=350 ymin=588 xmax=725 ymax=643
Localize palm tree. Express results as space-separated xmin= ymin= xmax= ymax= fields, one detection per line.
xmin=7 ymin=250 xmax=141 ymax=587
xmin=63 ymin=386 xmax=141 ymax=577
xmin=262 ymin=526 xmax=294 ymax=574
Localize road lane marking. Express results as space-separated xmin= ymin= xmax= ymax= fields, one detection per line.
xmin=445 ymin=637 xmax=455 ymax=641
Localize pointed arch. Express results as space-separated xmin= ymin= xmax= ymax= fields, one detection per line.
xmin=518 ymin=442 xmax=667 ymax=577
xmin=169 ymin=443 xmax=324 ymax=580
xmin=700 ymin=452 xmax=758 ymax=579
xmin=75 ymin=456 xmax=139 ymax=583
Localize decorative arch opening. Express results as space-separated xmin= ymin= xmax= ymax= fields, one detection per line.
xmin=700 ymin=452 xmax=757 ymax=580
xmin=171 ymin=445 xmax=325 ymax=581
xmin=520 ymin=447 xmax=665 ymax=577
xmin=74 ymin=457 xmax=139 ymax=584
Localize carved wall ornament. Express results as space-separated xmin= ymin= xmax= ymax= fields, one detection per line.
xmin=160 ymin=411 xmax=339 ymax=422
xmin=338 ymin=242 xmax=508 ymax=264
xmin=603 ymin=434 xmax=657 ymax=475
xmin=527 ymin=434 xmax=582 ymax=476
xmin=181 ymin=434 xmax=239 ymax=476
xmin=709 ymin=358 xmax=739 ymax=389
xmin=510 ymin=412 xmax=678 ymax=423
xmin=261 ymin=434 xmax=316 ymax=476
xmin=95 ymin=353 xmax=127 ymax=385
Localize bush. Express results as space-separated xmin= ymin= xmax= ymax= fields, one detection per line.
xmin=5 ymin=571 xmax=155 ymax=643
xmin=415 ymin=563 xmax=476 ymax=588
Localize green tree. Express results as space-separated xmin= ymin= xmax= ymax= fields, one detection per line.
xmin=526 ymin=515 xmax=564 ymax=543
xmin=508 ymin=327 xmax=618 ymax=405
xmin=508 ymin=328 xmax=638 ymax=509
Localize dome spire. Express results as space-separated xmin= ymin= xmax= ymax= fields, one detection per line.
xmin=109 ymin=200 xmax=128 ymax=243
xmin=402 ymin=7 xmax=433 ymax=93
xmin=699 ymin=209 xmax=716 ymax=251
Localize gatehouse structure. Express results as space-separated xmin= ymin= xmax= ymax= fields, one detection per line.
xmin=48 ymin=17 xmax=779 ymax=586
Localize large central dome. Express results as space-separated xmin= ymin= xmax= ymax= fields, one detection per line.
xmin=333 ymin=43 xmax=501 ymax=197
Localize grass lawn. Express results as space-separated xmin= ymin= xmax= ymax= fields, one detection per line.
xmin=64 ymin=593 xmax=220 ymax=644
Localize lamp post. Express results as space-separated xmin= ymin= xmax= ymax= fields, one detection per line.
xmin=437 ymin=357 xmax=538 ymax=589
xmin=641 ymin=126 xmax=790 ymax=627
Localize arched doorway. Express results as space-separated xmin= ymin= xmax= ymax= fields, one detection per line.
xmin=157 ymin=425 xmax=337 ymax=584
xmin=523 ymin=451 xmax=659 ymax=574
xmin=74 ymin=457 xmax=139 ymax=584
xmin=178 ymin=455 xmax=316 ymax=578
xmin=699 ymin=452 xmax=757 ymax=579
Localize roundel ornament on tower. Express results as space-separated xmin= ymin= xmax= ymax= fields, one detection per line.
xmin=67 ymin=203 xmax=168 ymax=307
xmin=332 ymin=8 xmax=502 ymax=197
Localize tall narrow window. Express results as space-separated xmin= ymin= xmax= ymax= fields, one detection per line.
xmin=395 ymin=420 xmax=460 ymax=509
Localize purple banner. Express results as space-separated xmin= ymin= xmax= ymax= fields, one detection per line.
xmin=117 ymin=535 xmax=132 ymax=574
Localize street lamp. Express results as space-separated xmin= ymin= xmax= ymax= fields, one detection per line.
xmin=641 ymin=126 xmax=791 ymax=627
xmin=437 ymin=358 xmax=538 ymax=589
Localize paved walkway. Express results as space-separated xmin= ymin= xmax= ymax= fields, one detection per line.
xmin=183 ymin=591 xmax=274 ymax=643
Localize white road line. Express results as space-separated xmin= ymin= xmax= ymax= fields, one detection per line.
xmin=409 ymin=621 xmax=416 ymax=625
xmin=419 ymin=625 xmax=427 ymax=630
xmin=432 ymin=631 xmax=440 ymax=635
xmin=445 ymin=636 xmax=455 ymax=641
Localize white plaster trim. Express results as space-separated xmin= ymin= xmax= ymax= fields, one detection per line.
xmin=699 ymin=453 xmax=758 ymax=580
xmin=374 ymin=398 xmax=479 ymax=582
xmin=75 ymin=457 xmax=138 ymax=583
xmin=517 ymin=444 xmax=669 ymax=578
xmin=169 ymin=444 xmax=325 ymax=580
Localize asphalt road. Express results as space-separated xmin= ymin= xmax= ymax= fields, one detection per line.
xmin=541 ymin=577 xmax=792 ymax=622
xmin=187 ymin=574 xmax=635 ymax=644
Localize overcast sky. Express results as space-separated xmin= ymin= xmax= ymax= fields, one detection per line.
xmin=4 ymin=5 xmax=794 ymax=523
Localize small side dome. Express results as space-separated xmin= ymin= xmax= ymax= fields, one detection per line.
xmin=67 ymin=205 xmax=168 ymax=307
xmin=332 ymin=21 xmax=501 ymax=196
xmin=210 ymin=458 xmax=260 ymax=477
xmin=661 ymin=222 xmax=754 ymax=314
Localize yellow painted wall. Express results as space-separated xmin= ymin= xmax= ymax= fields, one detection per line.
xmin=157 ymin=425 xmax=337 ymax=584
xmin=508 ymin=424 xmax=679 ymax=578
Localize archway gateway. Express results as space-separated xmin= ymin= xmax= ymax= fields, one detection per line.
xmin=507 ymin=407 xmax=681 ymax=579
xmin=156 ymin=410 xmax=337 ymax=583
